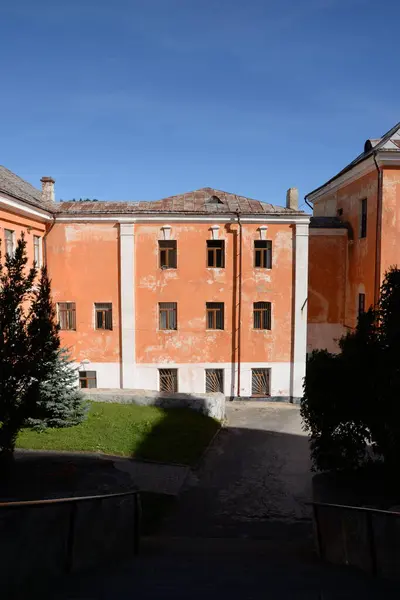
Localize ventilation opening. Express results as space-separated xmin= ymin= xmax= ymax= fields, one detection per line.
xmin=207 ymin=195 xmax=223 ymax=204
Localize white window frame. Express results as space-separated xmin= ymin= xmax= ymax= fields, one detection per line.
xmin=33 ymin=235 xmax=42 ymax=267
xmin=4 ymin=229 xmax=15 ymax=257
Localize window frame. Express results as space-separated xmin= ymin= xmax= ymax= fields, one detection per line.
xmin=206 ymin=302 xmax=224 ymax=330
xmin=159 ymin=368 xmax=178 ymax=393
xmin=33 ymin=235 xmax=42 ymax=267
xmin=159 ymin=302 xmax=178 ymax=330
xmin=94 ymin=302 xmax=113 ymax=330
xmin=159 ymin=240 xmax=177 ymax=269
xmin=207 ymin=240 xmax=225 ymax=268
xmin=4 ymin=229 xmax=15 ymax=257
xmin=358 ymin=293 xmax=366 ymax=318
xmin=360 ymin=198 xmax=367 ymax=238
xmin=205 ymin=369 xmax=224 ymax=394
xmin=254 ymin=240 xmax=272 ymax=269
xmin=251 ymin=368 xmax=271 ymax=397
xmin=79 ymin=370 xmax=97 ymax=389
xmin=253 ymin=302 xmax=272 ymax=330
xmin=57 ymin=302 xmax=77 ymax=331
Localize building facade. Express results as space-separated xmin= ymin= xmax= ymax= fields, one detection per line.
xmin=0 ymin=169 xmax=309 ymax=401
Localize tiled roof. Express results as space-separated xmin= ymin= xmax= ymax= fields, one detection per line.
xmin=58 ymin=187 xmax=302 ymax=216
xmin=0 ymin=165 xmax=53 ymax=211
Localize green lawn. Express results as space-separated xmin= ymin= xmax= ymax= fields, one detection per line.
xmin=17 ymin=402 xmax=220 ymax=466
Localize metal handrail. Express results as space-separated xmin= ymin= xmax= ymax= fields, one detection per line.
xmin=311 ymin=501 xmax=400 ymax=517
xmin=0 ymin=488 xmax=138 ymax=508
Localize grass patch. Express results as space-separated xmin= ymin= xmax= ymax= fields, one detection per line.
xmin=17 ymin=402 xmax=220 ymax=466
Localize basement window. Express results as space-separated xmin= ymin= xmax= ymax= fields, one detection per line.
xmin=57 ymin=302 xmax=76 ymax=330
xmin=206 ymin=302 xmax=224 ymax=330
xmin=159 ymin=240 xmax=177 ymax=269
xmin=207 ymin=240 xmax=225 ymax=268
xmin=159 ymin=369 xmax=178 ymax=393
xmin=95 ymin=303 xmax=113 ymax=330
xmin=251 ymin=368 xmax=270 ymax=397
xmin=254 ymin=240 xmax=272 ymax=269
xmin=253 ymin=302 xmax=271 ymax=330
xmin=79 ymin=371 xmax=97 ymax=389
xmin=159 ymin=302 xmax=177 ymax=330
xmin=205 ymin=369 xmax=224 ymax=393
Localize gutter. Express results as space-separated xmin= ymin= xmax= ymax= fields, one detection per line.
xmin=42 ymin=213 xmax=57 ymax=267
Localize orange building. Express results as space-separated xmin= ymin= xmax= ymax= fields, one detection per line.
xmin=307 ymin=121 xmax=400 ymax=353
xmin=0 ymin=167 xmax=309 ymax=401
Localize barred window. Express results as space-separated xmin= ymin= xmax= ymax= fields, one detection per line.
xmin=159 ymin=302 xmax=177 ymax=330
xmin=95 ymin=303 xmax=112 ymax=330
xmin=33 ymin=235 xmax=42 ymax=267
xmin=159 ymin=240 xmax=177 ymax=269
xmin=252 ymin=368 xmax=270 ymax=396
xmin=5 ymin=229 xmax=15 ymax=257
xmin=205 ymin=369 xmax=224 ymax=393
xmin=206 ymin=302 xmax=224 ymax=330
xmin=79 ymin=371 xmax=97 ymax=389
xmin=253 ymin=302 xmax=271 ymax=330
xmin=159 ymin=369 xmax=178 ymax=393
xmin=58 ymin=302 xmax=76 ymax=330
xmin=207 ymin=240 xmax=225 ymax=268
xmin=254 ymin=240 xmax=272 ymax=269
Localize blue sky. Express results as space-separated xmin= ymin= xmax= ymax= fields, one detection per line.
xmin=1 ymin=0 xmax=399 ymax=209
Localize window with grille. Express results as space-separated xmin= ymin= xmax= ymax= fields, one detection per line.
xmin=57 ymin=302 xmax=76 ymax=330
xmin=159 ymin=240 xmax=177 ymax=269
xmin=207 ymin=240 xmax=225 ymax=268
xmin=33 ymin=235 xmax=42 ymax=267
xmin=79 ymin=371 xmax=97 ymax=389
xmin=5 ymin=229 xmax=15 ymax=257
xmin=159 ymin=369 xmax=178 ymax=393
xmin=95 ymin=303 xmax=113 ymax=330
xmin=251 ymin=368 xmax=270 ymax=396
xmin=360 ymin=198 xmax=367 ymax=238
xmin=254 ymin=240 xmax=272 ymax=268
xmin=206 ymin=302 xmax=224 ymax=329
xmin=205 ymin=369 xmax=224 ymax=393
xmin=358 ymin=293 xmax=365 ymax=317
xmin=159 ymin=302 xmax=177 ymax=330
xmin=253 ymin=302 xmax=271 ymax=330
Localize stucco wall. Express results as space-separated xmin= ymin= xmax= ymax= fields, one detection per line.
xmin=0 ymin=207 xmax=46 ymax=267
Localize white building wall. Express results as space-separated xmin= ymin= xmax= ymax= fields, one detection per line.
xmin=120 ymin=223 xmax=136 ymax=388
xmin=73 ymin=362 xmax=121 ymax=388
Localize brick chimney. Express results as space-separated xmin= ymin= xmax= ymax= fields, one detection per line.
xmin=40 ymin=176 xmax=55 ymax=203
xmin=286 ymin=187 xmax=298 ymax=210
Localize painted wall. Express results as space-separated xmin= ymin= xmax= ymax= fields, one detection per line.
xmin=380 ymin=167 xmax=400 ymax=277
xmin=0 ymin=207 xmax=45 ymax=266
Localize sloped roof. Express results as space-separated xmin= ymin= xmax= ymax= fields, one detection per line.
xmin=306 ymin=121 xmax=400 ymax=200
xmin=0 ymin=165 xmax=53 ymax=211
xmin=58 ymin=187 xmax=302 ymax=216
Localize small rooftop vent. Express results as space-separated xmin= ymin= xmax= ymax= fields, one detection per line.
xmin=207 ymin=195 xmax=223 ymax=204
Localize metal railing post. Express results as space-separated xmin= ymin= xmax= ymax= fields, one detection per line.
xmin=366 ymin=510 xmax=378 ymax=576
xmin=313 ymin=503 xmax=323 ymax=559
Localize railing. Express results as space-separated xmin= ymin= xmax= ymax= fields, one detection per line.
xmin=312 ymin=501 xmax=400 ymax=578
xmin=0 ymin=489 xmax=141 ymax=583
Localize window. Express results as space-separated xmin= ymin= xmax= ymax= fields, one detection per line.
xmin=206 ymin=302 xmax=224 ymax=330
xmin=95 ymin=303 xmax=112 ymax=330
xmin=5 ymin=229 xmax=15 ymax=256
xmin=207 ymin=240 xmax=225 ymax=268
xmin=33 ymin=235 xmax=42 ymax=267
xmin=360 ymin=198 xmax=367 ymax=238
xmin=57 ymin=302 xmax=76 ymax=330
xmin=159 ymin=369 xmax=178 ymax=393
xmin=252 ymin=368 xmax=270 ymax=397
xmin=358 ymin=293 xmax=365 ymax=317
xmin=253 ymin=302 xmax=271 ymax=330
xmin=159 ymin=240 xmax=177 ymax=269
xmin=205 ymin=369 xmax=224 ymax=393
xmin=79 ymin=371 xmax=97 ymax=389
xmin=159 ymin=302 xmax=177 ymax=330
xmin=254 ymin=240 xmax=272 ymax=268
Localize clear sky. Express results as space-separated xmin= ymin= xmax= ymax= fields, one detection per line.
xmin=1 ymin=0 xmax=399 ymax=210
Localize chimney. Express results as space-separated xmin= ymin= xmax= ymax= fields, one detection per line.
xmin=40 ymin=176 xmax=55 ymax=203
xmin=286 ymin=187 xmax=298 ymax=210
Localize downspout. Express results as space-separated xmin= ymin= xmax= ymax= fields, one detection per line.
xmin=235 ymin=209 xmax=243 ymax=398
xmin=42 ymin=213 xmax=56 ymax=267
xmin=304 ymin=198 xmax=313 ymax=212
xmin=373 ymin=153 xmax=383 ymax=307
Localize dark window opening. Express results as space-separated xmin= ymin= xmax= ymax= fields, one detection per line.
xmin=159 ymin=240 xmax=177 ymax=269
xmin=254 ymin=240 xmax=272 ymax=269
xmin=159 ymin=369 xmax=178 ymax=393
xmin=95 ymin=303 xmax=112 ymax=330
xmin=206 ymin=302 xmax=224 ymax=330
xmin=253 ymin=302 xmax=271 ymax=330
xmin=360 ymin=198 xmax=367 ymax=238
xmin=358 ymin=293 xmax=365 ymax=317
xmin=159 ymin=302 xmax=177 ymax=330
xmin=205 ymin=369 xmax=224 ymax=393
xmin=79 ymin=370 xmax=97 ymax=389
xmin=252 ymin=368 xmax=270 ymax=396
xmin=58 ymin=302 xmax=76 ymax=330
xmin=207 ymin=240 xmax=225 ymax=268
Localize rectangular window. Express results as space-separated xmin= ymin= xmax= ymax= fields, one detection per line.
xmin=79 ymin=371 xmax=97 ymax=389
xmin=206 ymin=302 xmax=224 ymax=330
xmin=253 ymin=302 xmax=272 ymax=330
xmin=252 ymin=368 xmax=270 ymax=397
xmin=5 ymin=229 xmax=15 ymax=257
xmin=205 ymin=369 xmax=224 ymax=393
xmin=33 ymin=235 xmax=42 ymax=267
xmin=159 ymin=302 xmax=177 ymax=330
xmin=159 ymin=240 xmax=177 ymax=269
xmin=57 ymin=302 xmax=76 ymax=330
xmin=95 ymin=302 xmax=113 ymax=330
xmin=159 ymin=369 xmax=178 ymax=393
xmin=254 ymin=240 xmax=272 ymax=269
xmin=358 ymin=293 xmax=365 ymax=317
xmin=360 ymin=198 xmax=367 ymax=238
xmin=207 ymin=240 xmax=225 ymax=268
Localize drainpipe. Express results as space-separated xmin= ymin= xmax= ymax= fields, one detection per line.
xmin=373 ymin=153 xmax=383 ymax=307
xmin=42 ymin=214 xmax=56 ymax=267
xmin=304 ymin=198 xmax=313 ymax=212
xmin=235 ymin=209 xmax=243 ymax=398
